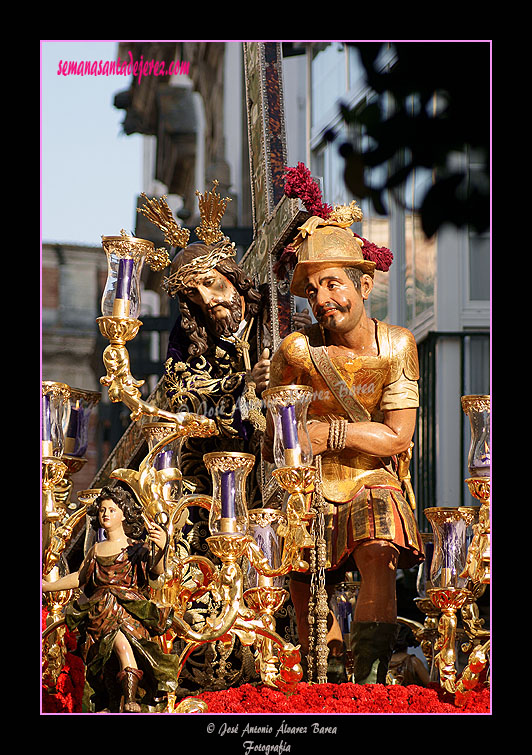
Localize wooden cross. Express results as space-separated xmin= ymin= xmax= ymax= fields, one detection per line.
xmin=241 ymin=43 xmax=329 ymax=684
xmin=241 ymin=42 xmax=309 ymax=352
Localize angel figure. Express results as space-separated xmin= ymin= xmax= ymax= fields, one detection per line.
xmin=42 ymin=484 xmax=180 ymax=713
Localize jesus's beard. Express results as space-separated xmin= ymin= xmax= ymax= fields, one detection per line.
xmin=207 ymin=289 xmax=244 ymax=338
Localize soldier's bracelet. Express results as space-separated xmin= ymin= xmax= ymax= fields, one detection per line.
xmin=327 ymin=417 xmax=348 ymax=451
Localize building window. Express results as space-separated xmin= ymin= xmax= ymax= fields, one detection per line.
xmin=468 ymin=231 xmax=490 ymax=301
xmin=310 ymin=43 xmax=346 ymax=128
xmin=360 ymin=200 xmax=390 ymax=323
xmin=398 ymin=145 xmax=436 ymax=328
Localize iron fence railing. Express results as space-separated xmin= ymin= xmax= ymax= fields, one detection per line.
xmin=413 ymin=330 xmax=490 ymax=530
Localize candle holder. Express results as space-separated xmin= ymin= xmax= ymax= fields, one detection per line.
xmin=243 ymin=509 xmax=291 ymax=685
xmin=42 ymin=485 xmax=90 ymax=691
xmin=98 ymin=230 xmax=206 ymax=429
xmin=42 ymin=381 xmax=70 ymax=527
xmin=203 ymin=451 xmax=254 ymax=536
xmin=56 ymin=388 xmax=101 ymax=510
xmin=42 ymin=381 xmax=70 ymax=459
xmin=245 ymin=508 xmax=287 ymax=590
xmin=263 ymin=384 xmax=327 ymax=680
xmin=101 ymin=231 xmax=155 ymax=320
xmin=412 ymin=532 xmax=440 ymax=679
xmin=262 ymin=385 xmax=313 ymax=468
xmin=461 ymin=478 xmax=490 ymax=585
xmin=454 ymin=395 xmax=491 ymax=705
xmin=461 ymin=395 xmax=490 ymax=479
xmin=424 ymin=507 xmax=476 ymax=590
xmin=330 ymin=580 xmax=360 ymax=679
xmin=461 ymin=394 xmax=491 ymax=586
xmin=141 ymin=421 xmax=190 ymax=518
xmin=62 ymin=387 xmax=101 ymax=459
xmin=425 ymin=506 xmax=476 ymax=693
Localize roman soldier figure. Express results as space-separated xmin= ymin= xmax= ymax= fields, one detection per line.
xmin=263 ymin=204 xmax=424 ymax=684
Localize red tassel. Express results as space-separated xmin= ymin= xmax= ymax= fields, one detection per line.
xmin=354 ymin=233 xmax=394 ymax=272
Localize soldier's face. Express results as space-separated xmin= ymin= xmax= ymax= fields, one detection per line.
xmin=304 ymin=267 xmax=370 ymax=334
xmin=182 ymin=270 xmax=244 ymax=334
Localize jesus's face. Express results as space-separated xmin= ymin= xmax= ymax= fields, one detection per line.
xmin=182 ymin=270 xmax=244 ymax=337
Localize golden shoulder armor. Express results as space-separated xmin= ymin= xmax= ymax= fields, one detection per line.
xmin=386 ymin=324 xmax=419 ymax=383
xmin=270 ymin=330 xmax=313 ymax=385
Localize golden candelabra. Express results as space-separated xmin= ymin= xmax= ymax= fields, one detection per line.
xmin=106 ymin=444 xmax=315 ymax=711
xmin=42 ymin=231 xmax=322 ymax=714
xmin=422 ymin=394 xmax=490 ymax=704
xmin=42 ymin=379 xmax=102 ymax=690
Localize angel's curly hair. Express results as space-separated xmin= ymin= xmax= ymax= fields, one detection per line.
xmin=87 ymin=484 xmax=145 ymax=539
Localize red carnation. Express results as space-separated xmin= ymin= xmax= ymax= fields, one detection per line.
xmin=354 ymin=233 xmax=394 ymax=272
xmin=283 ymin=162 xmax=333 ymax=219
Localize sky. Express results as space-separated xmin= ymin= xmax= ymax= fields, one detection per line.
xmin=41 ymin=40 xmax=143 ymax=246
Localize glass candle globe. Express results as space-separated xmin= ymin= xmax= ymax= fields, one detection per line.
xmin=62 ymin=388 xmax=101 ymax=458
xmin=100 ymin=233 xmax=154 ymax=320
xmin=245 ymin=508 xmax=287 ymax=589
xmin=42 ymin=381 xmax=70 ymax=458
xmin=461 ymin=395 xmax=490 ymax=479
xmin=424 ymin=507 xmax=476 ymax=589
xmin=262 ymin=385 xmax=313 ymax=468
xmin=143 ymin=421 xmax=186 ymax=504
xmin=203 ymin=451 xmax=254 ymax=536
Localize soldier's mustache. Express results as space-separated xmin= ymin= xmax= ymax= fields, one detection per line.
xmin=316 ymin=302 xmax=350 ymax=318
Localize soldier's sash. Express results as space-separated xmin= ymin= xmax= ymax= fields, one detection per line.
xmin=308 ymin=344 xmax=371 ymax=423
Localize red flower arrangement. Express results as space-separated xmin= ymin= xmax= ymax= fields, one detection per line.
xmin=191 ymin=681 xmax=490 ymax=715
xmin=41 ymin=613 xmax=489 ymax=715
xmin=280 ymin=162 xmax=394 ymax=277
xmin=42 ymin=608 xmax=85 ymax=713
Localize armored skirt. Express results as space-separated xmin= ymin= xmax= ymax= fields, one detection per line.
xmin=65 ymin=542 xmax=179 ymax=711
xmin=322 ymin=480 xmax=424 ymax=573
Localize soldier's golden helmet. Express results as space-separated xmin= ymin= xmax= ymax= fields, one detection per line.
xmin=290 ymin=220 xmax=376 ymax=298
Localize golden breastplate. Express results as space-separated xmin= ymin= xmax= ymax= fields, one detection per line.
xmin=304 ymin=342 xmax=399 ymax=503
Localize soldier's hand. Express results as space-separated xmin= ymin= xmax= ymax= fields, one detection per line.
xmin=252 ymin=348 xmax=270 ymax=395
xmin=307 ymin=421 xmax=330 ymax=456
xmin=293 ymin=308 xmax=312 ymax=330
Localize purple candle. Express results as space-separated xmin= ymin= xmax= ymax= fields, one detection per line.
xmin=113 ymin=257 xmax=134 ymax=316
xmin=155 ymin=450 xmax=173 ymax=470
xmin=220 ymin=470 xmax=236 ymax=519
xmin=116 ymin=257 xmax=134 ymax=300
xmin=280 ymin=404 xmax=302 ymax=465
xmin=42 ymin=394 xmax=54 ymax=456
xmin=66 ymin=407 xmax=79 ymax=437
xmin=280 ymin=405 xmax=298 ymax=448
xmin=74 ymin=409 xmax=89 ymax=457
xmin=64 ymin=406 xmax=79 ymax=455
